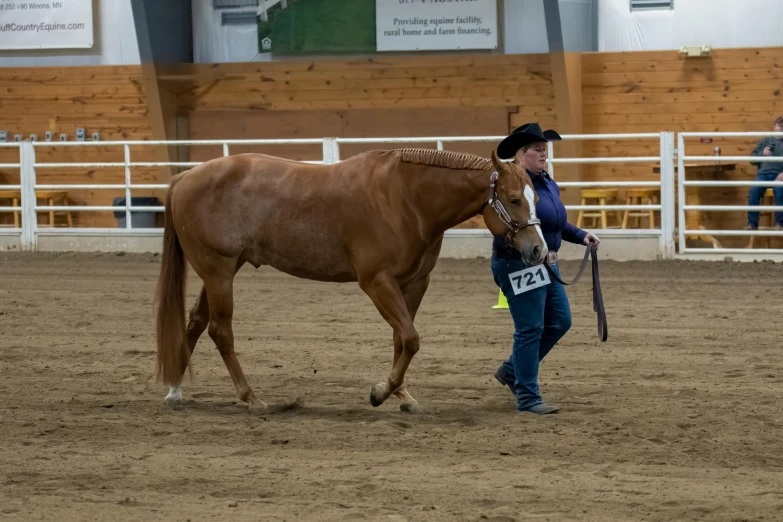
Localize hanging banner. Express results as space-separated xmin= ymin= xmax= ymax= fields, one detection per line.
xmin=0 ymin=0 xmax=93 ymax=50
xmin=376 ymin=0 xmax=497 ymax=52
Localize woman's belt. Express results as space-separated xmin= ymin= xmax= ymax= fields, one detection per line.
xmin=492 ymin=247 xmax=558 ymax=264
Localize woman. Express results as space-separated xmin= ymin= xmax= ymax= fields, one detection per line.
xmin=491 ymin=123 xmax=600 ymax=415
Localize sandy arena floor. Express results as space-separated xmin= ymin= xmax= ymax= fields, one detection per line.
xmin=1 ymin=252 xmax=782 ymax=521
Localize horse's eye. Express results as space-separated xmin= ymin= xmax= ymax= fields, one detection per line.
xmin=509 ymin=199 xmax=522 ymax=206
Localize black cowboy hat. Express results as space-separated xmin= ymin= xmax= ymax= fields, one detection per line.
xmin=496 ymin=122 xmax=562 ymax=159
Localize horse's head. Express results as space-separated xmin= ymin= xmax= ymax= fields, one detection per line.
xmin=483 ymin=149 xmax=548 ymax=265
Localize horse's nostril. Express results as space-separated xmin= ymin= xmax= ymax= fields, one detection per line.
xmin=532 ymin=245 xmax=541 ymax=259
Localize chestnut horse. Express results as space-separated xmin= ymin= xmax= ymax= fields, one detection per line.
xmin=155 ymin=147 xmax=547 ymax=413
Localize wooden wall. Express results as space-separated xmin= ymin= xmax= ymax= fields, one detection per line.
xmin=186 ymin=107 xmax=512 ymax=160
xmin=3 ymin=47 xmax=783 ymax=241
xmin=0 ymin=66 xmax=161 ymax=228
xmin=161 ymin=53 xmax=557 ymax=229
xmin=165 ymin=54 xmax=555 ymax=115
xmin=2 ymin=55 xmax=557 ymax=230
xmin=164 ymin=53 xmax=559 ymax=144
xmin=581 ymin=47 xmax=783 ymax=246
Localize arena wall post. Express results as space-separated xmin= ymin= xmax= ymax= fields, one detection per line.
xmin=19 ymin=141 xmax=37 ymax=251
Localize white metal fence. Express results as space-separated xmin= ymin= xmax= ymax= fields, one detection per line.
xmin=0 ymin=131 xmax=730 ymax=261
xmin=678 ymin=132 xmax=783 ymax=255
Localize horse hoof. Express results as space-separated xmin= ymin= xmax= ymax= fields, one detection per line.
xmin=400 ymin=402 xmax=422 ymax=414
xmin=248 ymin=401 xmax=268 ymax=413
xmin=164 ymin=385 xmax=183 ymax=405
xmin=369 ymin=386 xmax=383 ymax=407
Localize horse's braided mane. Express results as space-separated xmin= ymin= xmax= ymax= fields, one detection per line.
xmin=394 ymin=148 xmax=492 ymax=171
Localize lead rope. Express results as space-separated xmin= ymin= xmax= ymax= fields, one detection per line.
xmin=544 ymin=243 xmax=607 ymax=342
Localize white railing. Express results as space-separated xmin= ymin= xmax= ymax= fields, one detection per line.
xmin=30 ymin=139 xmax=324 ymax=220
xmin=0 ymin=142 xmax=23 ymax=239
xmin=0 ymin=133 xmax=673 ymax=256
xmin=678 ymin=132 xmax=783 ymax=254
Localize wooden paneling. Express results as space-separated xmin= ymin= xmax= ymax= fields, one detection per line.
xmin=581 ymin=47 xmax=783 ymax=246
xmin=582 ymin=47 xmax=783 ymax=134
xmin=169 ymin=54 xmax=555 ymax=114
xmin=188 ymin=107 xmax=512 ymax=156
xmin=1 ymin=56 xmax=554 ymax=230
xmin=0 ymin=66 xmax=154 ymax=228
xmin=179 ymin=54 xmax=556 ymax=230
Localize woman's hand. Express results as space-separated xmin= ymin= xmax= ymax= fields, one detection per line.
xmin=584 ymin=232 xmax=600 ymax=247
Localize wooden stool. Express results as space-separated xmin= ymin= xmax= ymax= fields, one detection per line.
xmin=577 ymin=189 xmax=619 ymax=229
xmin=36 ymin=190 xmax=73 ymax=227
xmin=0 ymin=190 xmax=74 ymax=228
xmin=622 ymin=188 xmax=660 ymax=229
xmin=0 ymin=190 xmax=21 ymax=228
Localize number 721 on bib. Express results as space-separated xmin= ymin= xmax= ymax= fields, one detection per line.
xmin=508 ymin=265 xmax=551 ymax=296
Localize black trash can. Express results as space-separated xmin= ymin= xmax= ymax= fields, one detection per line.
xmin=112 ymin=196 xmax=161 ymax=228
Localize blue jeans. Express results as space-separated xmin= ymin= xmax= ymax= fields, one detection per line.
xmin=491 ymin=256 xmax=572 ymax=411
xmin=748 ymin=171 xmax=783 ymax=228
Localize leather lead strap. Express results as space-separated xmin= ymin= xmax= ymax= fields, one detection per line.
xmin=544 ymin=243 xmax=607 ymax=342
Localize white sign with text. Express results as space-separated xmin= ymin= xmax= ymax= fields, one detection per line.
xmin=0 ymin=0 xmax=93 ymax=50
xmin=376 ymin=0 xmax=497 ymax=52
xmin=508 ymin=266 xmax=551 ymax=296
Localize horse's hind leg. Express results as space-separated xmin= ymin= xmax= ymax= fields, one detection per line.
xmin=203 ymin=263 xmax=266 ymax=412
xmin=392 ymin=275 xmax=431 ymax=413
xmin=166 ymin=262 xmax=248 ymax=404
xmin=165 ymin=285 xmax=209 ymax=404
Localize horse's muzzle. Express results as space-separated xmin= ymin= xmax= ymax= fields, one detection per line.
xmin=521 ymin=242 xmax=548 ymax=266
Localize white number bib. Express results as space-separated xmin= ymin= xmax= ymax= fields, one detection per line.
xmin=508 ymin=265 xmax=551 ymax=295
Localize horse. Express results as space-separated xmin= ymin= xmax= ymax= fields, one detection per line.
xmin=155 ymin=147 xmax=548 ymax=413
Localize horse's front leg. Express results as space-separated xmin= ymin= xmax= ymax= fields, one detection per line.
xmin=359 ymin=271 xmax=420 ymax=411
xmin=390 ymin=330 xmax=422 ymax=414
xmin=390 ymin=275 xmax=431 ymax=413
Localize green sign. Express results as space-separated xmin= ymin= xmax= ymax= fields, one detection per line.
xmin=258 ymin=0 xmax=376 ymax=56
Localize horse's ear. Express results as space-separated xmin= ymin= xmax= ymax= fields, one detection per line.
xmin=490 ymin=149 xmax=507 ymax=174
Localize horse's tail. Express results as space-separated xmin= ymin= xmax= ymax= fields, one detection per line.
xmin=155 ymin=174 xmax=190 ymax=386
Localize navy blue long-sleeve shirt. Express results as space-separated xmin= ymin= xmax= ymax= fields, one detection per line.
xmin=492 ymin=169 xmax=587 ymax=259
